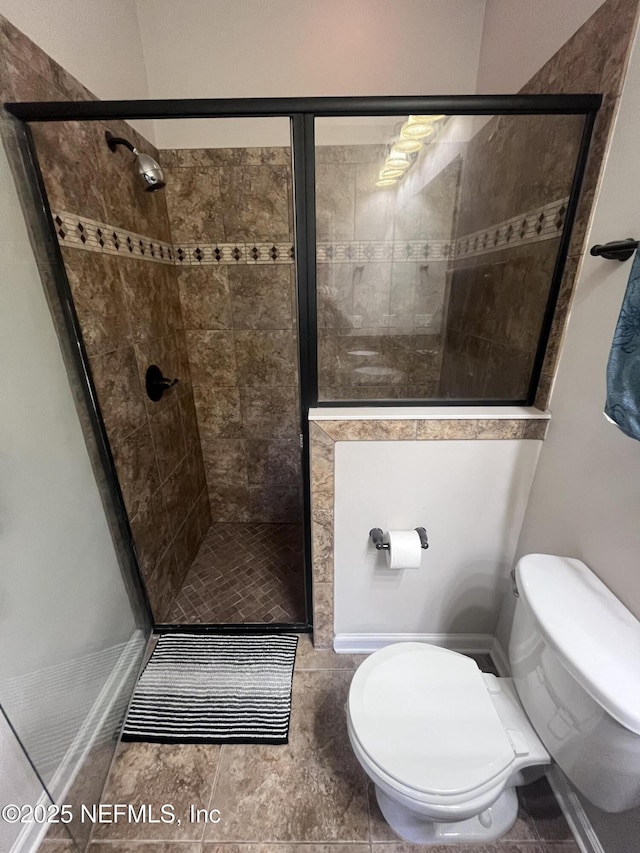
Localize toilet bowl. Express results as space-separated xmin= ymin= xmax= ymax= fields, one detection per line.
xmin=346 ymin=554 xmax=640 ymax=844
xmin=347 ymin=642 xmax=549 ymax=843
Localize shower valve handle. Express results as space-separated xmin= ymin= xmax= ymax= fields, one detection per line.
xmin=145 ymin=364 xmax=179 ymax=402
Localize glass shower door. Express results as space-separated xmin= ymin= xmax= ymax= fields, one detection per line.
xmin=0 ymin=123 xmax=150 ymax=851
xmin=314 ymin=112 xmax=587 ymax=404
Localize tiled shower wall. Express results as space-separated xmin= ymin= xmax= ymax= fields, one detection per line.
xmin=439 ymin=113 xmax=583 ymax=400
xmin=43 ymin=130 xmax=211 ymax=622
xmin=316 ymin=146 xmax=459 ymax=400
xmin=161 ymin=148 xmax=303 ymax=524
xmin=308 ymin=0 xmax=640 ymax=648
xmin=0 ymin=17 xmax=211 ymax=622
xmin=441 ymin=0 xmax=640 ymax=405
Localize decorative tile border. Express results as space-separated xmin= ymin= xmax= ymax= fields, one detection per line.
xmin=53 ymin=196 xmax=568 ymax=269
xmin=317 ymin=239 xmax=452 ymax=263
xmin=309 ymin=416 xmax=549 ymax=649
xmin=173 ymin=241 xmax=294 ymax=265
xmin=455 ymin=197 xmax=569 ymax=260
xmin=53 ymin=211 xmax=175 ymax=264
xmin=52 ymin=210 xmax=294 ymax=267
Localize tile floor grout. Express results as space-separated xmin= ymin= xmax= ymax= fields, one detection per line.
xmin=168 ymin=522 xmax=305 ymax=624
xmin=202 ymin=742 xmax=225 ymax=844
xmin=74 ymin=639 xmax=580 ymax=853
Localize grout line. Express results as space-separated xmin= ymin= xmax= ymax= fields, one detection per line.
xmin=199 ymin=843 xmax=372 ymax=848
xmin=202 ymin=744 xmax=225 ymax=844
xmin=364 ymin=765 xmax=374 ymax=845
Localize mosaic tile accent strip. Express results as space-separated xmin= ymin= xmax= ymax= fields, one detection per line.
xmin=53 ymin=210 xmax=293 ymax=267
xmin=53 ymin=197 xmax=569 ymax=268
xmin=316 ymin=239 xmax=452 ymax=263
xmin=53 ymin=210 xmax=175 ymax=264
xmin=173 ymin=241 xmax=295 ymax=265
xmin=455 ymin=197 xmax=569 ymax=260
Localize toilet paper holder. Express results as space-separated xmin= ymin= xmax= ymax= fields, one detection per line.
xmin=370 ymin=527 xmax=429 ymax=550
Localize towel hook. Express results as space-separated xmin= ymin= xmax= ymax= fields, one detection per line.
xmin=589 ymin=238 xmax=638 ymax=262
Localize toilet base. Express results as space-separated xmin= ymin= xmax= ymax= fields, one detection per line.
xmin=375 ymin=785 xmax=519 ymax=845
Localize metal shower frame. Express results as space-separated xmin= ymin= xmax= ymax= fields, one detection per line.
xmin=4 ymin=93 xmax=602 ymax=634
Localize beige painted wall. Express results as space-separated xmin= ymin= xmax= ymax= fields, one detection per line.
xmin=0 ymin=0 xmax=607 ymax=147
xmin=135 ymin=0 xmax=487 ymax=148
xmin=514 ymin=23 xmax=640 ymax=619
xmin=0 ymin=0 xmax=150 ymax=100
xmin=0 ymin=0 xmax=154 ymax=140
xmin=334 ymin=438 xmax=541 ymax=641
xmin=508 ymin=28 xmax=640 ymax=846
xmin=476 ymin=0 xmax=605 ymax=93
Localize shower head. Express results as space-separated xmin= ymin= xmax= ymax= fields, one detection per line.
xmin=105 ymin=130 xmax=166 ymax=192
xmin=134 ymin=151 xmax=166 ymax=192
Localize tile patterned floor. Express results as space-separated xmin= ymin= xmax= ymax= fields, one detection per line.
xmin=167 ymin=523 xmax=306 ymax=624
xmin=70 ymin=639 xmax=580 ymax=853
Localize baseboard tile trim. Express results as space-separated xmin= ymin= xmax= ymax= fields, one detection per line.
xmin=546 ymin=765 xmax=605 ymax=853
xmin=490 ymin=636 xmax=511 ymax=676
xmin=333 ymin=632 xmax=493 ymax=654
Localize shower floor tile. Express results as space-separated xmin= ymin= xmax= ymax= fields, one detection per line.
xmin=167 ymin=522 xmax=305 ymax=624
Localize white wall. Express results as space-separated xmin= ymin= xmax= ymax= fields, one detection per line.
xmin=499 ymin=24 xmax=640 ymax=851
xmin=476 ymin=0 xmax=605 ymax=94
xmin=0 ymin=0 xmax=154 ymax=141
xmin=135 ymin=0 xmax=487 ymax=148
xmin=333 ymin=439 xmax=540 ymax=645
xmin=0 ymin=0 xmax=607 ymax=147
xmin=514 ymin=29 xmax=640 ymax=622
xmin=0 ymin=0 xmax=150 ymax=101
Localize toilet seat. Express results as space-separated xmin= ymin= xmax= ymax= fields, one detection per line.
xmin=348 ymin=643 xmax=516 ymax=803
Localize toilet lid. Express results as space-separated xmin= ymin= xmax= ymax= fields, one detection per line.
xmin=348 ymin=644 xmax=515 ymax=796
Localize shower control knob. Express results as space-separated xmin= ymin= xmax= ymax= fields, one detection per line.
xmin=145 ymin=364 xmax=179 ymax=402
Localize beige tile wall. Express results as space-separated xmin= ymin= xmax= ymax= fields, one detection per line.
xmin=440 ymin=239 xmax=561 ymax=400
xmin=524 ymin=0 xmax=639 ymax=407
xmin=0 ymin=17 xmax=211 ymax=622
xmin=439 ymin=110 xmax=585 ymax=401
xmin=316 ymin=147 xmax=460 ymax=401
xmin=162 ymin=148 xmax=303 ymax=524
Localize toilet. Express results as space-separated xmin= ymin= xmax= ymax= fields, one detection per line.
xmin=347 ymin=554 xmax=640 ymax=844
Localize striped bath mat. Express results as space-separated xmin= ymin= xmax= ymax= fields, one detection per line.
xmin=122 ymin=633 xmax=298 ymax=744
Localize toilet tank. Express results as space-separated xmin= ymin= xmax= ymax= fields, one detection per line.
xmin=509 ymin=554 xmax=640 ymax=813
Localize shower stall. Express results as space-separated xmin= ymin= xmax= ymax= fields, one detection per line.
xmin=4 ymin=95 xmax=597 ymax=638
xmin=21 ymin=113 xmax=309 ymax=629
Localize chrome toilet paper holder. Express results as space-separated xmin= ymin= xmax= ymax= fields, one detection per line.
xmin=369 ymin=527 xmax=429 ymax=550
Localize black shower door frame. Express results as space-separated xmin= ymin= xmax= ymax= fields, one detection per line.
xmin=5 ymin=94 xmax=601 ymax=635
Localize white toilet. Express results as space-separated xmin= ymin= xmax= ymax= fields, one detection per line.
xmin=347 ymin=553 xmax=640 ymax=844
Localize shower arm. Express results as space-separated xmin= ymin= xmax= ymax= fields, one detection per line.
xmin=105 ymin=131 xmax=138 ymax=155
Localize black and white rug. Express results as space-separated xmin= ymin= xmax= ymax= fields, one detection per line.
xmin=122 ymin=633 xmax=298 ymax=744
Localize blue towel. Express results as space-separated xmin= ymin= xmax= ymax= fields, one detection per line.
xmin=605 ymin=249 xmax=640 ymax=441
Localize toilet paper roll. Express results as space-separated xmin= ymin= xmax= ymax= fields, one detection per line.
xmin=385 ymin=530 xmax=423 ymax=569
